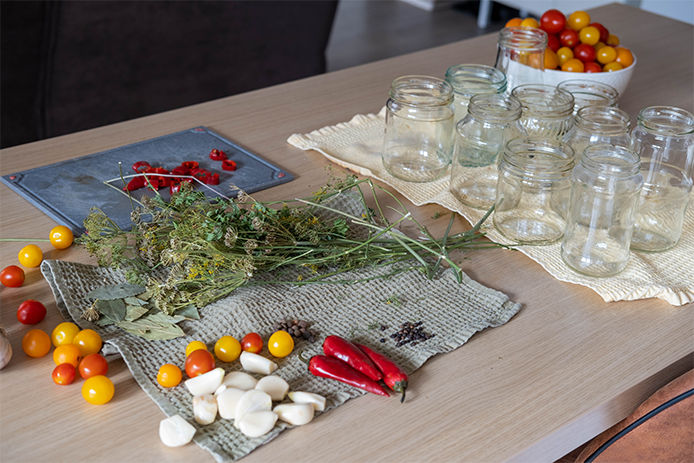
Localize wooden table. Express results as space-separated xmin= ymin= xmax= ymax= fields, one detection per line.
xmin=1 ymin=4 xmax=692 ymax=462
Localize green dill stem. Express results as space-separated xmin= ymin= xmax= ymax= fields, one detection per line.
xmin=0 ymin=238 xmax=51 ymax=242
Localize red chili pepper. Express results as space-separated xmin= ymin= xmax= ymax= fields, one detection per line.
xmin=356 ymin=343 xmax=409 ymax=403
xmin=171 ymin=165 xmax=190 ymax=176
xmin=145 ymin=167 xmax=171 ymax=187
xmin=322 ymin=335 xmax=382 ymax=381
xmin=124 ymin=176 xmax=145 ymax=191
xmin=204 ymin=173 xmax=220 ymax=185
xmin=192 ymin=168 xmax=210 ymax=180
xmin=221 ymin=159 xmax=237 ymax=171
xmin=209 ymin=149 xmax=227 ymax=161
xmin=307 ymin=355 xmax=389 ymax=396
xmin=132 ymin=161 xmax=151 ymax=173
xmin=181 ymin=161 xmax=199 ymax=170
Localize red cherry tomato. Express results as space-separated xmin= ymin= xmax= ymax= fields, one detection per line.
xmin=559 ymin=29 xmax=579 ymax=48
xmin=184 ymin=349 xmax=215 ymax=378
xmin=52 ymin=363 xmax=77 ymax=385
xmin=584 ymin=62 xmax=603 ymax=73
xmin=547 ymin=34 xmax=560 ymax=52
xmin=1 ymin=265 xmax=25 ymax=287
xmin=589 ymin=22 xmax=609 ymax=43
xmin=540 ymin=9 xmax=566 ymax=35
xmin=574 ymin=43 xmax=596 ymax=63
xmin=16 ymin=299 xmax=47 ymax=324
xmin=241 ymin=332 xmax=264 ymax=354
xmin=78 ymin=353 xmax=109 ymax=379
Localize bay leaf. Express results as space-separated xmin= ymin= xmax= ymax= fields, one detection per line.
xmin=175 ymin=305 xmax=200 ymax=320
xmin=96 ymin=317 xmax=115 ymax=327
xmin=95 ymin=298 xmax=126 ymax=322
xmin=124 ymin=297 xmax=147 ymax=306
xmin=116 ymin=314 xmax=185 ymax=341
xmin=125 ymin=305 xmax=149 ymax=321
xmin=87 ymin=283 xmax=145 ymax=300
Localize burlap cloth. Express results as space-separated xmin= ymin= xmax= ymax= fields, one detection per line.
xmin=287 ymin=108 xmax=694 ymax=306
xmin=41 ymin=245 xmax=520 ymax=460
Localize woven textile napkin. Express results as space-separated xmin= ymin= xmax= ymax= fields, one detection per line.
xmin=42 ymin=257 xmax=520 ymax=462
xmin=287 ymin=108 xmax=694 ymax=306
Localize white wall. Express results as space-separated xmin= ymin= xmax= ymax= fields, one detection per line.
xmin=640 ymin=0 xmax=694 ymax=25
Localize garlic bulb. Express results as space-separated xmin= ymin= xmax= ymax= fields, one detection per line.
xmin=0 ymin=327 xmax=12 ymax=370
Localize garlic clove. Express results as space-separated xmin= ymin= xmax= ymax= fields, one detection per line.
xmin=288 ymin=391 xmax=326 ymax=411
xmin=184 ymin=367 xmax=224 ymax=396
xmin=273 ymin=403 xmax=315 ymax=426
xmin=255 ymin=375 xmax=289 ymax=401
xmin=0 ymin=328 xmax=12 ymax=370
xmin=234 ymin=389 xmax=272 ymax=429
xmin=216 ymin=387 xmax=245 ymax=420
xmin=222 ymin=370 xmax=258 ymax=390
xmin=159 ymin=414 xmax=196 ymax=447
xmin=193 ymin=394 xmax=218 ymax=425
xmin=237 ymin=411 xmax=278 ymax=438
xmin=240 ymin=352 xmax=278 ymax=375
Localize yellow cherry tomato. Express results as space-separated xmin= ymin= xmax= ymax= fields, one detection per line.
xmin=214 ymin=335 xmax=241 ymax=362
xmin=561 ymin=58 xmax=585 ymax=73
xmin=505 ymin=17 xmax=522 ymax=27
xmin=157 ymin=364 xmax=183 ymax=387
xmin=73 ymin=329 xmax=102 ymax=356
xmin=51 ymin=321 xmax=80 ymax=347
xmin=520 ymin=17 xmax=539 ymax=28
xmin=49 ymin=225 xmax=74 ymax=249
xmin=596 ymin=46 xmax=617 ymax=64
xmin=556 ymin=46 xmax=574 ymax=65
xmin=606 ymin=33 xmax=620 ymax=46
xmin=53 ymin=344 xmax=81 ymax=366
xmin=578 ymin=26 xmax=600 ymax=46
xmin=544 ymin=49 xmax=559 ymax=70
xmin=81 ymin=375 xmax=115 ymax=405
xmin=185 ymin=340 xmax=207 ymax=357
xmin=615 ymin=47 xmax=634 ymax=67
xmin=567 ymin=11 xmax=590 ymax=31
xmin=268 ymin=330 xmax=294 ymax=358
xmin=18 ymin=244 xmax=43 ymax=268
xmin=594 ymin=42 xmax=606 ymax=51
xmin=22 ymin=329 xmax=51 ymax=358
xmin=603 ymin=62 xmax=624 ymax=72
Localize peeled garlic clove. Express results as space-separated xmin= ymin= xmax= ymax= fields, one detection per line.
xmin=217 ymin=387 xmax=245 ymax=420
xmin=255 ymin=375 xmax=289 ymax=401
xmin=193 ymin=394 xmax=218 ymax=425
xmin=234 ymin=389 xmax=272 ymax=429
xmin=0 ymin=328 xmax=12 ymax=370
xmin=214 ymin=384 xmax=227 ymax=397
xmin=240 ymin=352 xmax=278 ymax=375
xmin=273 ymin=403 xmax=315 ymax=426
xmin=159 ymin=414 xmax=196 ymax=447
xmin=237 ymin=411 xmax=278 ymax=438
xmin=184 ymin=367 xmax=224 ymax=396
xmin=288 ymin=391 xmax=326 ymax=412
xmin=222 ymin=371 xmax=258 ymax=390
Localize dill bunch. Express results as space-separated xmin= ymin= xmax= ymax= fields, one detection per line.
xmin=79 ymin=176 xmax=504 ymax=313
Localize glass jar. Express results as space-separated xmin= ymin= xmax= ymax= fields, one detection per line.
xmin=494 ymin=27 xmax=547 ymax=91
xmin=444 ymin=64 xmax=507 ymax=123
xmin=494 ymin=138 xmax=575 ymax=244
xmin=630 ymin=106 xmax=694 ymax=252
xmin=511 ymin=84 xmax=574 ymax=141
xmin=561 ymin=145 xmax=643 ymax=277
xmin=563 ymin=106 xmax=631 ymax=160
xmin=382 ymin=75 xmax=455 ymax=183
xmin=450 ymin=94 xmax=523 ymax=210
xmin=557 ymin=79 xmax=619 ymax=115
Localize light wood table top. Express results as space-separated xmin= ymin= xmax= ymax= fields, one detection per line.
xmin=1 ymin=3 xmax=692 ymax=462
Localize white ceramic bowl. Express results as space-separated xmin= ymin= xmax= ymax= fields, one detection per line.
xmin=543 ymin=54 xmax=637 ymax=99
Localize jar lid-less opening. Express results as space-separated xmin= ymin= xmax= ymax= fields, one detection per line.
xmin=390 ymin=75 xmax=454 ymax=108
xmin=557 ymin=79 xmax=619 ymax=109
xmin=468 ymin=94 xmax=522 ymax=122
xmin=581 ymin=144 xmax=641 ymax=177
xmin=511 ymin=84 xmax=574 ymax=118
xmin=637 ymin=106 xmax=694 ymax=136
xmin=498 ymin=27 xmax=547 ymax=54
xmin=444 ymin=64 xmax=507 ymax=96
xmin=502 ymin=137 xmax=575 ymax=178
xmin=575 ymin=106 xmax=631 ymax=134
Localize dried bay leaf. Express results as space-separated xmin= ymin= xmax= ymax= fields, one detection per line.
xmin=87 ymin=283 xmax=145 ymax=300
xmin=124 ymin=297 xmax=147 ymax=306
xmin=175 ymin=305 xmax=200 ymax=320
xmin=95 ymin=298 xmax=126 ymax=322
xmin=125 ymin=305 xmax=149 ymax=321
xmin=116 ymin=313 xmax=185 ymax=340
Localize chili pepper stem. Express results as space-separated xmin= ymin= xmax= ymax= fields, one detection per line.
xmin=400 ymin=388 xmax=406 ymax=404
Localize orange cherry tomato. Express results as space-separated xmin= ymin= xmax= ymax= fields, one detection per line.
xmin=52 ymin=363 xmax=77 ymax=385
xmin=561 ymin=58 xmax=585 ymax=73
xmin=615 ymin=47 xmax=634 ymax=67
xmin=241 ymin=332 xmax=263 ymax=354
xmin=603 ymin=62 xmax=624 ymax=72
xmin=78 ymin=353 xmax=109 ymax=379
xmin=520 ymin=17 xmax=539 ymax=28
xmin=49 ymin=225 xmax=74 ymax=249
xmin=185 ymin=349 xmax=215 ymax=378
xmin=81 ymin=375 xmax=115 ymax=405
xmin=157 ymin=364 xmax=183 ymax=387
xmin=606 ymin=33 xmax=620 ymax=46
xmin=543 ymin=49 xmax=559 ymax=70
xmin=505 ymin=17 xmax=522 ymax=28
xmin=597 ymin=46 xmax=617 ymax=64
xmin=556 ymin=47 xmax=574 ymax=65
xmin=567 ymin=11 xmax=590 ymax=31
xmin=22 ymin=329 xmax=51 ymax=358
xmin=73 ymin=329 xmax=102 ymax=356
xmin=579 ymin=26 xmax=601 ymax=46
xmin=53 ymin=344 xmax=81 ymax=366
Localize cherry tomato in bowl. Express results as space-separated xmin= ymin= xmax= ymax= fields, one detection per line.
xmin=540 ymin=9 xmax=565 ymax=35
xmin=567 ymin=10 xmax=590 ymax=31
xmin=574 ymin=44 xmax=596 ymax=63
xmin=1 ymin=265 xmax=25 ymax=287
xmin=559 ymin=29 xmax=579 ymax=48
xmin=17 ymin=299 xmax=47 ymax=324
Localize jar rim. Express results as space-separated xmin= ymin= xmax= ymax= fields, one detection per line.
xmin=389 ymin=75 xmax=454 ymax=107
xmin=468 ymin=94 xmax=522 ymax=122
xmin=580 ymin=144 xmax=641 ymax=177
xmin=502 ymin=137 xmax=575 ymax=176
xmin=575 ymin=106 xmax=631 ymax=134
xmin=557 ymin=79 xmax=619 ymax=110
xmin=637 ymin=106 xmax=694 ymax=135
xmin=498 ymin=27 xmax=547 ymax=53
xmin=511 ymin=84 xmax=574 ymax=118
xmin=444 ymin=64 xmax=507 ymax=95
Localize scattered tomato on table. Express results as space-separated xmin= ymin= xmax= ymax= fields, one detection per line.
xmin=157 ymin=363 xmax=183 ymax=387
xmin=241 ymin=332 xmax=263 ymax=353
xmin=185 ymin=340 xmax=207 ymax=357
xmin=0 ymin=265 xmax=25 ymax=287
xmin=214 ymin=335 xmax=241 ymax=362
xmin=268 ymin=330 xmax=294 ymax=358
xmin=73 ymin=329 xmax=102 ymax=356
xmin=78 ymin=353 xmax=109 ymax=379
xmin=51 ymin=321 xmax=80 ymax=347
xmin=81 ymin=375 xmax=115 ymax=405
xmin=185 ymin=348 xmax=215 ymax=378
xmin=16 ymin=299 xmax=47 ymax=325
xmin=53 ymin=344 xmax=81 ymax=367
xmin=22 ymin=329 xmax=51 ymax=358
xmin=18 ymin=244 xmax=43 ymax=268
xmin=48 ymin=225 xmax=74 ymax=249
xmin=52 ymin=363 xmax=77 ymax=385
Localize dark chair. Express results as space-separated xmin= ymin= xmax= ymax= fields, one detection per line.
xmin=1 ymin=0 xmax=338 ymax=148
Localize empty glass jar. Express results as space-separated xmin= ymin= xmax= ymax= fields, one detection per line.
xmin=494 ymin=138 xmax=575 ymax=245
xmin=557 ymin=79 xmax=619 ymax=115
xmin=563 ymin=106 xmax=631 ymax=159
xmin=630 ymin=106 xmax=694 ymax=252
xmin=382 ymin=75 xmax=455 ymax=183
xmin=450 ymin=94 xmax=523 ymax=209
xmin=444 ymin=64 xmax=507 ymax=123
xmin=561 ymin=145 xmax=643 ymax=277
xmin=511 ymin=84 xmax=575 ymax=141
xmin=495 ymin=27 xmax=547 ymax=91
